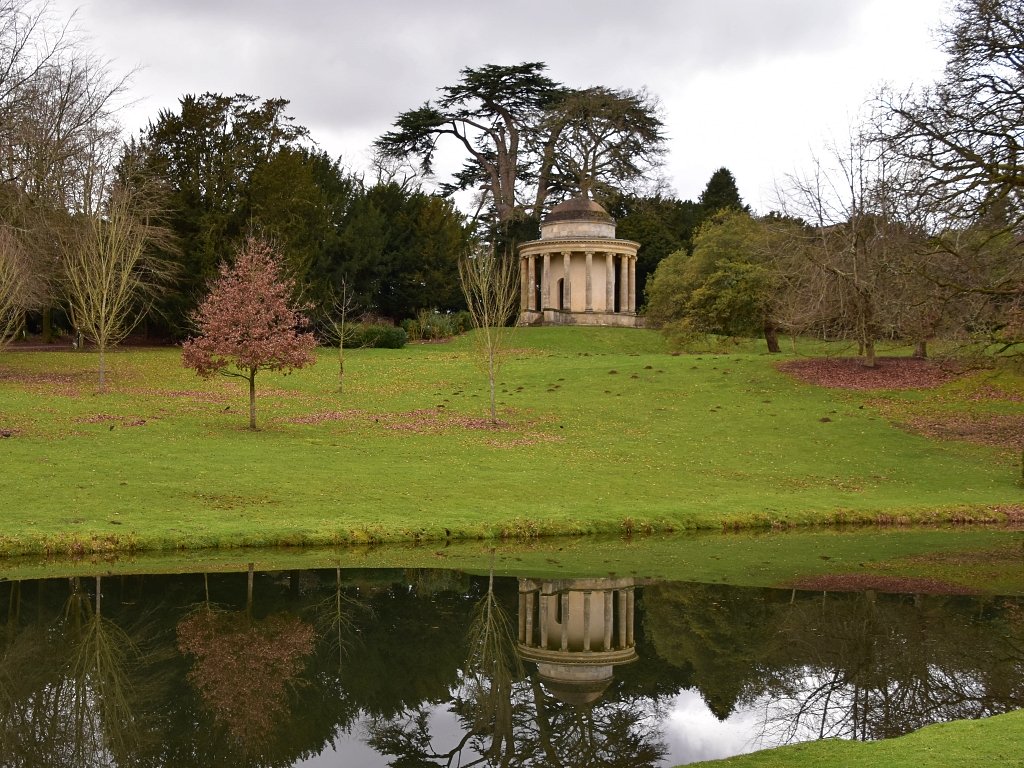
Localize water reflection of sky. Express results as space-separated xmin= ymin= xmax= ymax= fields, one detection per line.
xmin=662 ymin=689 xmax=766 ymax=764
xmin=298 ymin=689 xmax=767 ymax=767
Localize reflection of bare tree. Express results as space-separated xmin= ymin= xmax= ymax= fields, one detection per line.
xmin=755 ymin=592 xmax=1024 ymax=746
xmin=312 ymin=567 xmax=370 ymax=671
xmin=0 ymin=577 xmax=150 ymax=766
xmin=463 ymin=565 xmax=523 ymax=763
xmin=176 ymin=573 xmax=316 ymax=759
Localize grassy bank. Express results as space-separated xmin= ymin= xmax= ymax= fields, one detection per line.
xmin=1 ymin=327 xmax=1022 ymax=556
xmin=685 ymin=710 xmax=1024 ymax=767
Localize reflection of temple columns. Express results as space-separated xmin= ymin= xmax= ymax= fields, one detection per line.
xmin=517 ymin=577 xmax=638 ymax=705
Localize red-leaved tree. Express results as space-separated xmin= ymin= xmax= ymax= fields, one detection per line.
xmin=182 ymin=237 xmax=316 ymax=429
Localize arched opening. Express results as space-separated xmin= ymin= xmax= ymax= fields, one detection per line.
xmin=534 ymin=270 xmax=542 ymax=310
xmin=557 ymin=278 xmax=565 ymax=310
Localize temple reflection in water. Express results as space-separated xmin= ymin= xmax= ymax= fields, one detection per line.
xmin=517 ymin=577 xmax=639 ymax=704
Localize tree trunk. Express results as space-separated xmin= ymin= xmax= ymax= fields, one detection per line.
xmin=42 ymin=307 xmax=53 ymax=343
xmin=913 ymin=340 xmax=927 ymax=359
xmin=863 ymin=337 xmax=876 ymax=368
xmin=338 ymin=340 xmax=344 ymax=393
xmin=763 ymin=324 xmax=781 ymax=354
xmin=98 ymin=344 xmax=106 ymax=392
xmin=488 ymin=347 xmax=497 ymax=424
xmin=248 ymin=368 xmax=257 ymax=430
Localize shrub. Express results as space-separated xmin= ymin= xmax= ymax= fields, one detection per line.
xmin=451 ymin=310 xmax=474 ymax=334
xmin=352 ymin=323 xmax=407 ymax=349
xmin=416 ymin=309 xmax=456 ymax=341
xmin=400 ymin=318 xmax=422 ymax=340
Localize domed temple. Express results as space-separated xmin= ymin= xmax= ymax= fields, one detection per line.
xmin=518 ymin=197 xmax=641 ymax=327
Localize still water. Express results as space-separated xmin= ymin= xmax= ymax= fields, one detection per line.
xmin=1 ymin=567 xmax=1021 ymax=767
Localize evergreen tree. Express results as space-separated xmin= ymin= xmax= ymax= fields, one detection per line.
xmin=698 ymin=167 xmax=747 ymax=216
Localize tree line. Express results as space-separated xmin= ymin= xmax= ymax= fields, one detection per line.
xmin=0 ymin=5 xmax=676 ymax=355
xmin=645 ymin=0 xmax=1024 ymax=365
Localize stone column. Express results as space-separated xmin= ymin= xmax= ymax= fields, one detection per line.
xmin=605 ymin=252 xmax=615 ymax=313
xmin=560 ymin=592 xmax=570 ymax=651
xmin=542 ymin=252 xmax=551 ymax=310
xmin=525 ymin=591 xmax=535 ymax=645
xmin=585 ymin=251 xmax=593 ymax=311
xmin=628 ymin=256 xmax=637 ymax=314
xmin=519 ymin=257 xmax=528 ymax=312
xmin=618 ymin=255 xmax=628 ymax=315
xmin=527 ymin=256 xmax=536 ymax=311
xmin=540 ymin=593 xmax=550 ymax=647
xmin=561 ymin=251 xmax=571 ymax=311
xmin=582 ymin=591 xmax=592 ymax=651
xmin=617 ymin=589 xmax=628 ymax=648
xmin=603 ymin=590 xmax=614 ymax=650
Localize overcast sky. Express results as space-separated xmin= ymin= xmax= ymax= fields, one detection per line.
xmin=51 ymin=0 xmax=952 ymax=213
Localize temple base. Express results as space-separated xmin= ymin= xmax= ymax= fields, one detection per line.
xmin=518 ymin=309 xmax=643 ymax=328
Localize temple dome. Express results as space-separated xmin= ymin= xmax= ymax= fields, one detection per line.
xmin=540 ymin=196 xmax=616 ymax=240
xmin=544 ymin=196 xmax=614 ymax=224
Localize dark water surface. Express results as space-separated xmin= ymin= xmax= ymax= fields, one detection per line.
xmin=2 ymin=567 xmax=1021 ymax=766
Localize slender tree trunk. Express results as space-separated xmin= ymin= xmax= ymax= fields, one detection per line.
xmin=913 ymin=340 xmax=927 ymax=359
xmin=488 ymin=346 xmax=497 ymax=424
xmin=98 ymin=344 xmax=106 ymax=392
xmin=863 ymin=337 xmax=876 ymax=368
xmin=42 ymin=307 xmax=53 ymax=343
xmin=248 ymin=367 xmax=257 ymax=430
xmin=763 ymin=323 xmax=781 ymax=353
xmin=338 ymin=338 xmax=344 ymax=393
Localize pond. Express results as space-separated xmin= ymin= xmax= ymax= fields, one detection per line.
xmin=1 ymin=562 xmax=1021 ymax=767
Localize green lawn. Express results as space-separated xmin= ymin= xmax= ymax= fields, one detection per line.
xmin=1 ymin=327 xmax=1021 ymax=556
xmin=685 ymin=710 xmax=1024 ymax=767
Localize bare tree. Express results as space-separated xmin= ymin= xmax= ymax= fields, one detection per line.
xmin=458 ymin=246 xmax=519 ymax=424
xmin=0 ymin=0 xmax=131 ymax=340
xmin=59 ymin=178 xmax=175 ymax=389
xmin=321 ymin=277 xmax=357 ymax=393
xmin=777 ymin=133 xmax=917 ymax=367
xmin=0 ymin=224 xmax=33 ymax=346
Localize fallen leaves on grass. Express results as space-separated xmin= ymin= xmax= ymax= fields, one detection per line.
xmin=77 ymin=413 xmax=149 ymax=428
xmin=285 ymin=406 xmax=563 ymax=446
xmin=0 ymin=367 xmax=88 ymax=396
xmin=778 ymin=357 xmax=956 ymax=390
xmin=897 ymin=413 xmax=1024 ymax=450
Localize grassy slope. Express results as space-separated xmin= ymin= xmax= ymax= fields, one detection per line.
xmin=684 ymin=710 xmax=1024 ymax=767
xmin=1 ymin=327 xmax=1021 ymax=556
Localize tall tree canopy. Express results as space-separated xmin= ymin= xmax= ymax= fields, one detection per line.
xmin=375 ymin=63 xmax=666 ymax=232
xmin=376 ymin=62 xmax=562 ymax=226
xmin=124 ymin=93 xmax=322 ymax=333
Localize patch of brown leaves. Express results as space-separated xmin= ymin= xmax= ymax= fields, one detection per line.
xmin=788 ymin=573 xmax=978 ymax=595
xmin=777 ymin=357 xmax=956 ymax=390
xmin=77 ymin=413 xmax=149 ymax=428
xmin=898 ymin=413 xmax=1024 ymax=450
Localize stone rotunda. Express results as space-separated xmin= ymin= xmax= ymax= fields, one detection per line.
xmin=518 ymin=197 xmax=641 ymax=327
